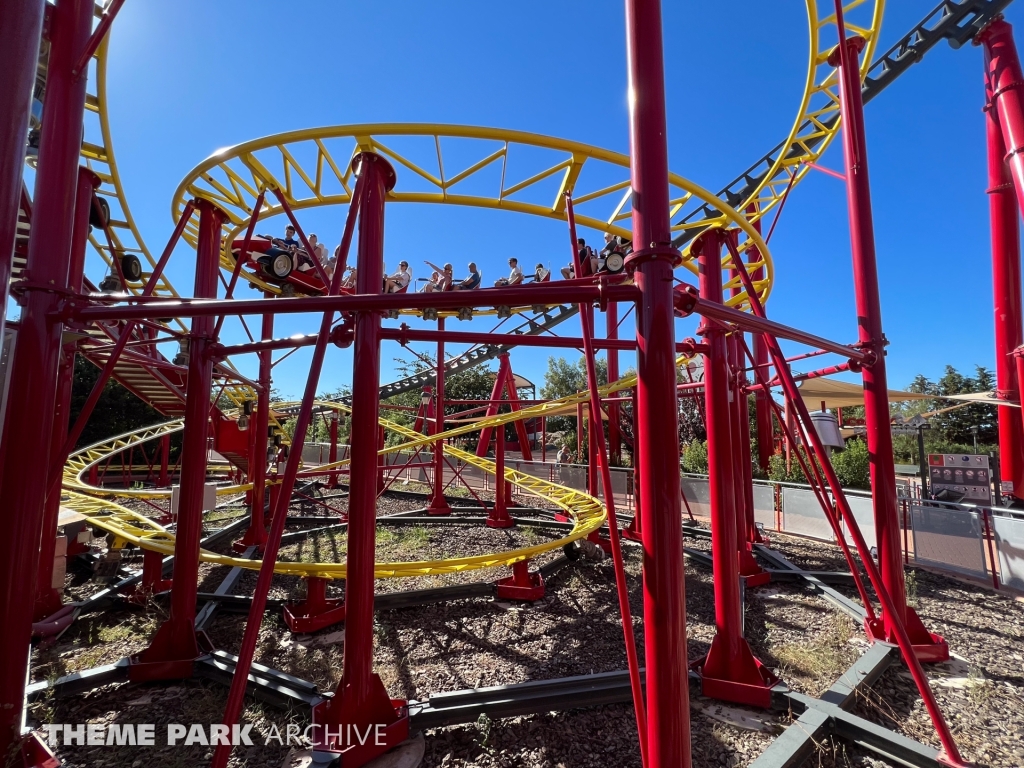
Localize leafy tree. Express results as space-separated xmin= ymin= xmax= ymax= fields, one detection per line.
xmin=540 ymin=356 xmax=608 ymax=434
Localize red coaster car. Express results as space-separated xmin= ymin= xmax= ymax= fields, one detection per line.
xmin=232 ymin=237 xmax=343 ymax=297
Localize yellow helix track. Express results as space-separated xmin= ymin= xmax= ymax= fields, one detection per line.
xmin=171 ymin=124 xmax=774 ymax=313
xmin=60 ymin=356 xmax=677 ymax=579
xmin=56 ymin=2 xmax=886 ymax=576
xmin=168 ymin=0 xmax=883 ymax=310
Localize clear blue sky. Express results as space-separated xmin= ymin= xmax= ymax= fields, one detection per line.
xmin=88 ymin=0 xmax=1024 ymax=399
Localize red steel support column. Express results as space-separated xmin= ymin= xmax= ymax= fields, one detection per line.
xmin=747 ymin=216 xmax=774 ymax=474
xmin=317 ymin=153 xmax=407 ymax=762
xmin=830 ymin=27 xmax=943 ymax=655
xmin=623 ymin=0 xmax=691 ymax=763
xmin=0 ymin=0 xmax=92 ymax=755
xmin=695 ymin=232 xmax=777 ymax=707
xmin=754 ymin=336 xmax=774 ymax=471
xmin=131 ymin=199 xmax=225 ymax=679
xmin=607 ymin=301 xmax=622 ymax=465
xmin=487 ymin=424 xmax=514 ymax=528
xmin=327 ymin=410 xmax=339 ymax=490
xmin=236 ymin=306 xmax=274 ymax=551
xmin=428 ymin=317 xmax=451 ymax=515
xmin=159 ymin=434 xmax=170 ymax=487
xmin=0 ymin=0 xmax=45 ymax=346
xmin=731 ymin=332 xmax=767 ymax=577
xmin=982 ymin=19 xmax=1024 ymax=218
xmin=35 ymin=167 xmax=99 ymax=619
xmin=981 ymin=20 xmax=1024 ymax=501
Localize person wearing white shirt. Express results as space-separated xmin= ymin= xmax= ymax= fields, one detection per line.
xmin=494 ymin=257 xmax=524 ymax=287
xmin=385 ymin=261 xmax=411 ymax=292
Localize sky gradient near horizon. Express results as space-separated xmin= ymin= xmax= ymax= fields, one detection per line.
xmin=82 ymin=0 xmax=1024 ymax=399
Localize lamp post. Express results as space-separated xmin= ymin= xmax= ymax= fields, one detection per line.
xmin=972 ymin=425 xmax=980 ymax=454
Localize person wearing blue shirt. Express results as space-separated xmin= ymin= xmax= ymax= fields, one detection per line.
xmin=455 ymin=262 xmax=481 ymax=290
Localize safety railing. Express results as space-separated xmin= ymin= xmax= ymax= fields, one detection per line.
xmin=295 ymin=448 xmax=1024 ymax=591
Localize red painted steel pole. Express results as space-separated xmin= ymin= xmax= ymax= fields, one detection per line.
xmin=211 ymin=160 xmax=371 ymax=768
xmin=981 ymin=21 xmax=1024 ymax=501
xmin=35 ymin=167 xmax=99 ymax=618
xmin=748 ymin=213 xmax=774 ymax=473
xmin=0 ymin=0 xmax=45 ymax=346
xmin=428 ymin=317 xmax=451 ymax=514
xmin=696 ymin=232 xmax=775 ymax=705
xmin=607 ymin=301 xmax=622 ymax=465
xmin=159 ymin=434 xmax=170 ymax=486
xmin=982 ymin=19 xmax=1024 ymax=218
xmin=328 ymin=409 xmax=339 ymax=490
xmin=237 ymin=305 xmax=274 ymax=550
xmin=320 ymin=153 xmax=406 ymax=749
xmin=133 ymin=199 xmax=225 ymax=674
xmin=624 ymin=0 xmax=691 ymax=763
xmin=0 ymin=0 xmax=93 ymax=754
xmin=830 ymin=27 xmax=909 ymax=634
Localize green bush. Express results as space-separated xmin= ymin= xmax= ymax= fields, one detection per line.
xmin=681 ymin=440 xmax=709 ymax=474
xmin=832 ymin=438 xmax=871 ymax=490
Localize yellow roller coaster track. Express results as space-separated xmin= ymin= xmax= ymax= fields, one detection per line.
xmin=55 ymin=1 xmax=885 ymax=575
xmin=62 ymin=397 xmax=611 ymax=579
xmin=171 ymin=124 xmax=774 ymax=312
xmin=60 ymin=345 xmax=691 ymax=577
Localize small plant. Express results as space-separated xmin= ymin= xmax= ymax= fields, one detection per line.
xmin=475 ymin=713 xmax=493 ymax=748
xmin=904 ymin=569 xmax=919 ymax=608
xmin=520 ymin=526 xmax=542 ymax=544
xmin=966 ymin=668 xmax=994 ymax=706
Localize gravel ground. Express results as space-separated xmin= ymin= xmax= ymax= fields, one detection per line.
xmin=29 ymin=495 xmax=1024 ymax=767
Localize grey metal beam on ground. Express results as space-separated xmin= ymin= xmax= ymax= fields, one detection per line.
xmin=752 ymin=643 xmax=897 ymax=768
xmin=754 ymin=544 xmax=867 ymax=621
xmin=76 ymin=515 xmax=251 ymax=614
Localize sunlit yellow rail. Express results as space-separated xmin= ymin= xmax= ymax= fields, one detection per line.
xmin=171 ymin=124 xmax=774 ymax=310
xmin=61 ymin=397 xmax=610 ymax=578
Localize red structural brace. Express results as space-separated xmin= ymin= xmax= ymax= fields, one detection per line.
xmin=981 ymin=18 xmax=1024 ymax=501
xmin=210 ymin=156 xmax=373 ymax=768
xmin=829 ymin=16 xmax=948 ymax=664
xmin=566 ymin=192 xmax=648 ymax=766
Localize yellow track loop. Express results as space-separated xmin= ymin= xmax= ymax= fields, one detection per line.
xmin=700 ymin=0 xmax=884 ymax=298
xmin=170 ymin=125 xmax=774 ymax=310
xmin=60 ymin=395 xmax=612 ymax=579
xmin=61 ymin=420 xmax=255 ymax=500
xmin=735 ymin=0 xmax=885 ymax=227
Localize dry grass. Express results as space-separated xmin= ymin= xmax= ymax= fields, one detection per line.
xmin=772 ymin=612 xmax=856 ymax=686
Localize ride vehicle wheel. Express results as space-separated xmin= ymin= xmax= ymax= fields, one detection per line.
xmin=89 ymin=196 xmax=110 ymax=229
xmin=121 ymin=254 xmax=143 ymax=282
xmin=269 ymin=253 xmax=293 ymax=278
xmin=257 ymin=253 xmax=294 ymax=279
xmin=604 ymin=253 xmax=624 ymax=274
